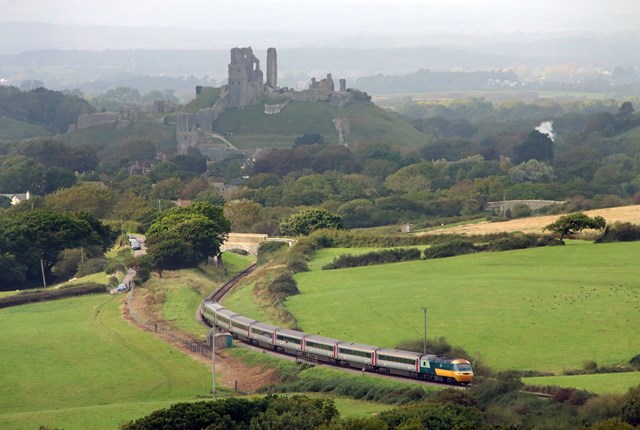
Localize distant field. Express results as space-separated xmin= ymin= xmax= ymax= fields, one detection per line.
xmin=0 ymin=295 xmax=212 ymax=430
xmin=278 ymin=241 xmax=640 ymax=373
xmin=524 ymin=372 xmax=640 ymax=395
xmin=428 ymin=205 xmax=640 ymax=236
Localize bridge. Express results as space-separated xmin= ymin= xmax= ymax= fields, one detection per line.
xmin=220 ymin=233 xmax=295 ymax=256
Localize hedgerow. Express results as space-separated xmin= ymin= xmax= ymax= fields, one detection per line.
xmin=0 ymin=284 xmax=107 ymax=308
xmin=322 ymin=248 xmax=422 ymax=270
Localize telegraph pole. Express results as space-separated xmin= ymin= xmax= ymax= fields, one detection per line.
xmin=422 ymin=306 xmax=427 ymax=354
xmin=209 ymin=327 xmax=216 ymax=398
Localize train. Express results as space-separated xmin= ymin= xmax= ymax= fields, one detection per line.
xmin=201 ymin=301 xmax=474 ymax=385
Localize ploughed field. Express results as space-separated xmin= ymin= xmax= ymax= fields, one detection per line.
xmin=279 ymin=241 xmax=640 ymax=374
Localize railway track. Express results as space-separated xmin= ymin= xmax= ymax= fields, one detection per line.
xmin=199 ymin=262 xmax=470 ymax=389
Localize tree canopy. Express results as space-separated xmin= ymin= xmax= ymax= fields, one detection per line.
xmin=544 ymin=212 xmax=607 ymax=242
xmin=145 ymin=202 xmax=230 ymax=275
xmin=280 ymin=208 xmax=343 ymax=236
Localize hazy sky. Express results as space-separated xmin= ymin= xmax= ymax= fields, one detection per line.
xmin=3 ymin=0 xmax=640 ymax=34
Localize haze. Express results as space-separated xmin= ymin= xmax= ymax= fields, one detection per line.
xmin=3 ymin=0 xmax=640 ymax=47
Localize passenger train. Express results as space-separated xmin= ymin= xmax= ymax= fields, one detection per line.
xmin=201 ymin=301 xmax=474 ymax=385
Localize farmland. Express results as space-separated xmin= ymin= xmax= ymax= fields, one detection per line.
xmin=270 ymin=241 xmax=640 ymax=373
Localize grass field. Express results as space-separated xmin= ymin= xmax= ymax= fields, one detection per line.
xmin=523 ymin=372 xmax=640 ymax=395
xmin=0 ymin=295 xmax=212 ymax=430
xmin=272 ymin=241 xmax=640 ymax=373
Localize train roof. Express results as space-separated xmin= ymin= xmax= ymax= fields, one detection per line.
xmin=203 ymin=301 xmax=225 ymax=311
xmin=376 ymin=348 xmax=423 ymax=359
xmin=231 ymin=315 xmax=256 ymax=325
xmin=337 ymin=342 xmax=379 ymax=352
xmin=275 ymin=328 xmax=308 ymax=339
xmin=304 ymin=334 xmax=342 ymax=345
xmin=251 ymin=321 xmax=279 ymax=332
xmin=216 ymin=308 xmax=238 ymax=318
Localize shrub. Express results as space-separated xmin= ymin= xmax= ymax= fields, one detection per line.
xmin=286 ymin=256 xmax=309 ymax=273
xmin=267 ymin=272 xmax=300 ymax=297
xmin=597 ymin=222 xmax=640 ymax=243
xmin=75 ymin=257 xmax=108 ymax=277
xmin=424 ymin=239 xmax=477 ymax=259
xmin=629 ymin=354 xmax=640 ymax=370
xmin=511 ymin=203 xmax=533 ymax=218
xmin=322 ymin=248 xmax=422 ymax=270
xmin=257 ymin=241 xmax=288 ymax=265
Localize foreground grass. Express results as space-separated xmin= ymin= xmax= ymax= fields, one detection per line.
xmin=283 ymin=241 xmax=640 ymax=373
xmin=0 ymin=295 xmax=211 ymax=430
xmin=524 ymin=372 xmax=640 ymax=395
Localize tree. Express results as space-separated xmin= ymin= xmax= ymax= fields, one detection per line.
xmin=544 ymin=212 xmax=607 ymax=242
xmin=0 ymin=155 xmax=46 ymax=194
xmin=513 ymin=130 xmax=554 ymax=164
xmin=45 ymin=183 xmax=119 ymax=218
xmin=280 ymin=208 xmax=343 ymax=236
xmin=145 ymin=202 xmax=230 ymax=274
xmin=224 ymin=199 xmax=263 ymax=232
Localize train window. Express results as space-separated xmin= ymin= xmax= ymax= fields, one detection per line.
xmin=377 ymin=354 xmax=416 ymax=365
xmin=252 ymin=328 xmax=272 ymax=337
xmin=218 ymin=315 xmax=229 ymax=324
xmin=339 ymin=348 xmax=371 ymax=358
xmin=454 ymin=363 xmax=472 ymax=371
xmin=276 ymin=334 xmax=301 ymax=345
xmin=306 ymin=341 xmax=333 ymax=351
xmin=232 ymin=321 xmax=248 ymax=331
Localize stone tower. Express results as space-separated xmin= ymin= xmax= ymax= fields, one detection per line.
xmin=266 ymin=47 xmax=277 ymax=89
xmin=228 ymin=47 xmax=264 ymax=109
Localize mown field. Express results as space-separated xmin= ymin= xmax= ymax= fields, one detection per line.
xmin=275 ymin=241 xmax=640 ymax=374
xmin=0 ymin=294 xmax=212 ymax=430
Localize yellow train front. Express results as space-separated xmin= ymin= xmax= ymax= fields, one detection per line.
xmin=420 ymin=355 xmax=474 ymax=384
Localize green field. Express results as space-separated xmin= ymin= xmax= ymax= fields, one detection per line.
xmin=0 ymin=295 xmax=212 ymax=430
xmin=271 ymin=241 xmax=640 ymax=373
xmin=524 ymin=372 xmax=640 ymax=394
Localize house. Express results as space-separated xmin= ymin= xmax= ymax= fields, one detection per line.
xmin=1 ymin=191 xmax=31 ymax=206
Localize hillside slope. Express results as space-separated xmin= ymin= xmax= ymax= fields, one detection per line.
xmin=213 ymin=100 xmax=426 ymax=149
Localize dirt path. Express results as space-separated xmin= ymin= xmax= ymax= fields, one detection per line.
xmin=424 ymin=205 xmax=640 ymax=236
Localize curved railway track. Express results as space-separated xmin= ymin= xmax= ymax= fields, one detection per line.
xmin=198 ymin=263 xmax=470 ymax=389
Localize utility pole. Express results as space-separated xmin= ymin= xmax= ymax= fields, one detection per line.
xmin=209 ymin=327 xmax=216 ymax=398
xmin=422 ymin=306 xmax=427 ymax=355
xmin=40 ymin=258 xmax=47 ymax=289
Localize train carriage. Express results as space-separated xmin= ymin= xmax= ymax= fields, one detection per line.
xmin=213 ymin=308 xmax=237 ymax=331
xmin=248 ymin=321 xmax=279 ymax=348
xmin=336 ymin=342 xmax=378 ymax=369
xmin=201 ymin=302 xmax=224 ymax=325
xmin=303 ymin=334 xmax=341 ymax=362
xmin=274 ymin=328 xmax=307 ymax=354
xmin=229 ymin=315 xmax=256 ymax=341
xmin=375 ymin=348 xmax=422 ymax=375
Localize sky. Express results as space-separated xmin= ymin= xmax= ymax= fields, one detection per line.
xmin=2 ymin=0 xmax=640 ymax=34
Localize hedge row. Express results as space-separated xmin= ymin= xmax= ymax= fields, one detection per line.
xmin=0 ymin=284 xmax=107 ymax=308
xmin=323 ymin=248 xmax=422 ymax=270
xmin=596 ymin=222 xmax=640 ymax=243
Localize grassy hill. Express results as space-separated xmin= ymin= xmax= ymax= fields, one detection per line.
xmin=0 ymin=116 xmax=52 ymax=141
xmin=0 ymin=294 xmax=211 ymax=430
xmin=227 ymin=241 xmax=640 ymax=375
xmin=212 ymin=100 xmax=426 ymax=149
xmin=61 ymin=113 xmax=177 ymax=154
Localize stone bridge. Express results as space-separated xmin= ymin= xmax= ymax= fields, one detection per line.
xmin=220 ymin=233 xmax=295 ymax=256
xmin=485 ymin=199 xmax=565 ymax=213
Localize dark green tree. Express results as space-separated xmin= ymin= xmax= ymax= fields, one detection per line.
xmin=513 ymin=130 xmax=554 ymax=164
xmin=544 ymin=212 xmax=607 ymax=242
xmin=280 ymin=208 xmax=343 ymax=236
xmin=294 ymin=132 xmax=325 ymax=146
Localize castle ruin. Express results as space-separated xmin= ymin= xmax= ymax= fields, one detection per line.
xmin=177 ymin=46 xmax=370 ymax=155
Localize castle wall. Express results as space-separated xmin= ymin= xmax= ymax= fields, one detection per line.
xmin=266 ymin=47 xmax=277 ymax=89
xmin=228 ymin=47 xmax=264 ymax=109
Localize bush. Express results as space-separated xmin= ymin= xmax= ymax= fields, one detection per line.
xmin=629 ymin=354 xmax=640 ymax=370
xmin=424 ymin=239 xmax=477 ymax=259
xmin=511 ymin=203 xmax=533 ymax=218
xmin=267 ymin=272 xmax=300 ymax=297
xmin=597 ymin=222 xmax=640 ymax=243
xmin=322 ymin=248 xmax=422 ymax=270
xmin=286 ymin=256 xmax=309 ymax=273
xmin=257 ymin=241 xmax=288 ymax=265
xmin=75 ymin=257 xmax=108 ymax=277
